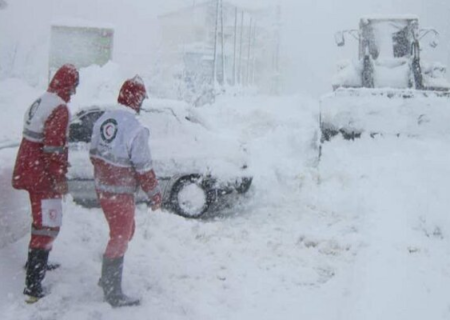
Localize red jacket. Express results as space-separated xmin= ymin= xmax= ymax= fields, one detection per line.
xmin=12 ymin=64 xmax=78 ymax=193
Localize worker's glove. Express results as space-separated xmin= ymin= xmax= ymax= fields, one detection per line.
xmin=147 ymin=192 xmax=162 ymax=211
xmin=53 ymin=180 xmax=69 ymax=195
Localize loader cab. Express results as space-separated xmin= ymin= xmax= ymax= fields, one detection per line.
xmin=324 ymin=15 xmax=450 ymax=144
xmin=358 ymin=17 xmax=418 ymax=60
xmin=333 ymin=16 xmax=444 ymax=90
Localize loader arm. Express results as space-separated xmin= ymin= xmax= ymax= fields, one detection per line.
xmin=410 ymin=38 xmax=424 ymax=90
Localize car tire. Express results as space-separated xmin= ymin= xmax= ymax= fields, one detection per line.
xmin=168 ymin=174 xmax=215 ymax=219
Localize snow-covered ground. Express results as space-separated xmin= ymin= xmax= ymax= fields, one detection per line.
xmin=2 ymin=65 xmax=450 ymax=320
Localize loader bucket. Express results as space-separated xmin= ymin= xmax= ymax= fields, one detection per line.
xmin=320 ymin=88 xmax=450 ymax=142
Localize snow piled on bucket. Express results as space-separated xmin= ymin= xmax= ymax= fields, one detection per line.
xmin=320 ymin=88 xmax=450 ymax=138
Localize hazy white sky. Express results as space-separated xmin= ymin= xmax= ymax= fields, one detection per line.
xmin=0 ymin=0 xmax=449 ymax=96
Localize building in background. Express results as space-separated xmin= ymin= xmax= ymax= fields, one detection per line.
xmin=49 ymin=21 xmax=114 ymax=80
xmin=156 ymin=0 xmax=281 ymax=104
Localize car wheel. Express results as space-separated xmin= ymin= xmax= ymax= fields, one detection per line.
xmin=168 ymin=174 xmax=216 ymax=219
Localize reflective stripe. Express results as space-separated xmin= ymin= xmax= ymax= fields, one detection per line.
xmin=90 ymin=149 xmax=133 ymax=167
xmin=147 ymin=185 xmax=161 ymax=198
xmin=31 ymin=226 xmax=59 ymax=238
xmin=95 ymin=181 xmax=137 ymax=194
xmin=23 ymin=128 xmax=44 ymax=142
xmin=43 ymin=146 xmax=65 ymax=154
xmin=134 ymin=161 xmax=153 ymax=173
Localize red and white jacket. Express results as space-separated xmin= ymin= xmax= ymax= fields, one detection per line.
xmin=89 ymin=105 xmax=160 ymax=198
xmin=12 ymin=92 xmax=70 ymax=193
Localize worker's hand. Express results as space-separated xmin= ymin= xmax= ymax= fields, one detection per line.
xmin=148 ymin=193 xmax=162 ymax=211
xmin=53 ymin=180 xmax=69 ymax=195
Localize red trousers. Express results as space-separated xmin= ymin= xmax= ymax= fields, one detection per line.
xmin=29 ymin=191 xmax=62 ymax=251
xmin=98 ymin=192 xmax=136 ymax=259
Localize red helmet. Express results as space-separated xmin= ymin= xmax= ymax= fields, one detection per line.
xmin=117 ymin=76 xmax=148 ymax=113
xmin=48 ymin=64 xmax=79 ymax=103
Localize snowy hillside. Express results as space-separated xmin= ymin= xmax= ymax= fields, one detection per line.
xmin=2 ymin=63 xmax=450 ymax=320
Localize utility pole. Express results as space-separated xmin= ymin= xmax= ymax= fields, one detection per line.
xmin=250 ymin=22 xmax=257 ymax=86
xmin=233 ymin=7 xmax=238 ymax=85
xmin=220 ymin=0 xmax=225 ymax=85
xmin=448 ymin=4 xmax=450 ymax=82
xmin=246 ymin=18 xmax=253 ymax=86
xmin=238 ymin=11 xmax=244 ymax=85
xmin=274 ymin=4 xmax=281 ymax=94
xmin=212 ymin=0 xmax=220 ymax=88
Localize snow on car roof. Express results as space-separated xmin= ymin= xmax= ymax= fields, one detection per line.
xmin=69 ymin=102 xmax=248 ymax=179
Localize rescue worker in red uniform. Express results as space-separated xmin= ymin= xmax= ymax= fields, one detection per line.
xmin=89 ymin=76 xmax=161 ymax=307
xmin=12 ymin=64 xmax=79 ymax=302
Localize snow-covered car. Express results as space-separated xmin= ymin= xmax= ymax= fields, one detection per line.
xmin=67 ymin=102 xmax=252 ymax=219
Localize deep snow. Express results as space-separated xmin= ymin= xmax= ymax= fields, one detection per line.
xmin=2 ymin=63 xmax=450 ymax=320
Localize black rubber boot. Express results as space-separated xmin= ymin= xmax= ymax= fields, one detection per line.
xmin=23 ymin=249 xmax=49 ymax=302
xmin=24 ymin=261 xmax=60 ymax=271
xmin=99 ymin=256 xmax=140 ymax=308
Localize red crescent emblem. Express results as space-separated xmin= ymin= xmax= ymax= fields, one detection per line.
xmin=49 ymin=209 xmax=57 ymax=220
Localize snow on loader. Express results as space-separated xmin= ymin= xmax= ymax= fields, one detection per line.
xmin=320 ymin=15 xmax=450 ymax=142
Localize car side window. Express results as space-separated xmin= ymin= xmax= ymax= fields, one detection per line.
xmin=69 ymin=110 xmax=104 ymax=143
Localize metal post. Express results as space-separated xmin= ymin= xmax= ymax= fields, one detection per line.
xmin=212 ymin=0 xmax=220 ymax=87
xmin=274 ymin=5 xmax=281 ymax=94
xmin=238 ymin=11 xmax=244 ymax=85
xmin=246 ymin=18 xmax=253 ymax=86
xmin=233 ymin=7 xmax=238 ymax=85
xmin=220 ymin=0 xmax=225 ymax=85
xmin=448 ymin=5 xmax=450 ymax=82
xmin=250 ymin=22 xmax=257 ymax=86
